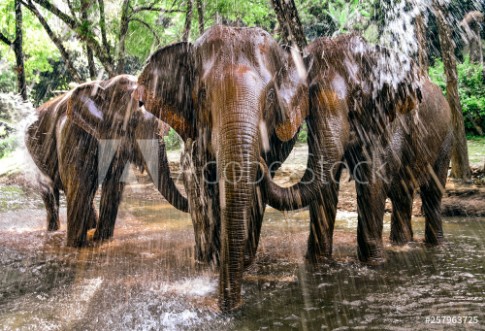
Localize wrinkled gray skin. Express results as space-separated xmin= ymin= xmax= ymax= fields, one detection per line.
xmin=263 ymin=35 xmax=451 ymax=264
xmin=25 ymin=75 xmax=188 ymax=247
xmin=135 ymin=25 xmax=308 ymax=312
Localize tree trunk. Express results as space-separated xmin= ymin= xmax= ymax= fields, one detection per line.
xmin=116 ymin=0 xmax=130 ymax=74
xmin=271 ymin=0 xmax=291 ymax=45
xmin=196 ymin=0 xmax=204 ymax=35
xmin=97 ymin=0 xmax=111 ymax=58
xmin=183 ymin=0 xmax=193 ymax=42
xmin=81 ymin=0 xmax=96 ymax=79
xmin=14 ymin=0 xmax=27 ymax=100
xmin=434 ymin=3 xmax=471 ymax=181
xmin=415 ymin=13 xmax=428 ymax=76
xmin=270 ymin=0 xmax=306 ymax=50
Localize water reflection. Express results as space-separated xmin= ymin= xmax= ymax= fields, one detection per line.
xmin=0 ymin=189 xmax=483 ymax=330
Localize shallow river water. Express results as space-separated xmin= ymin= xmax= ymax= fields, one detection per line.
xmin=0 ymin=184 xmax=483 ymax=330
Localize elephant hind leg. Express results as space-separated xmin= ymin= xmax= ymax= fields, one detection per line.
xmin=39 ymin=177 xmax=60 ymax=231
xmin=65 ymin=183 xmax=98 ymax=247
xmin=389 ymin=179 xmax=414 ymax=245
xmin=421 ymin=182 xmax=444 ymax=245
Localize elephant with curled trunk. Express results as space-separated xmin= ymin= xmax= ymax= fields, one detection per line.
xmin=135 ymin=25 xmax=308 ymax=311
xmin=25 ymin=75 xmax=188 ymax=247
xmin=263 ymin=35 xmax=450 ymax=264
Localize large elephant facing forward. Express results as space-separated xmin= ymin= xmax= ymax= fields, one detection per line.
xmin=26 ymin=75 xmax=188 ymax=247
xmin=135 ymin=25 xmax=308 ymax=311
xmin=263 ymin=35 xmax=438 ymax=263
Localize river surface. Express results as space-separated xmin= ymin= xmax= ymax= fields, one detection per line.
xmin=0 ymin=184 xmax=484 ymax=330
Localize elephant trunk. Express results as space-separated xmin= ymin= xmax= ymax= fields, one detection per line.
xmin=263 ymin=90 xmax=349 ymax=210
xmin=218 ymin=90 xmax=261 ymax=312
xmin=156 ymin=140 xmax=189 ymax=212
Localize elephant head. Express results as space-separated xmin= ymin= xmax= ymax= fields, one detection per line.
xmin=135 ymin=25 xmax=308 ymax=312
xmin=265 ymin=35 xmax=421 ymax=210
xmin=67 ymin=74 xmax=188 ymax=212
xmin=262 ymin=34 xmax=423 ymax=210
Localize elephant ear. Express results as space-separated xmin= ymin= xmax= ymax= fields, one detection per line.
xmin=272 ymin=47 xmax=309 ymax=142
xmin=67 ymin=81 xmax=107 ymax=139
xmin=67 ymin=75 xmax=138 ymax=139
xmin=135 ymin=42 xmax=196 ymax=141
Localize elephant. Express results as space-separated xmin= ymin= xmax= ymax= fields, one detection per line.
xmin=262 ymin=35 xmax=450 ymax=264
xmin=134 ymin=25 xmax=308 ymax=311
xmin=25 ymin=74 xmax=188 ymax=247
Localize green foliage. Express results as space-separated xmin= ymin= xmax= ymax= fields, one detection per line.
xmin=466 ymin=136 xmax=485 ymax=166
xmin=297 ymin=123 xmax=308 ymax=143
xmin=204 ymin=0 xmax=272 ymax=30
xmin=429 ymin=57 xmax=485 ymax=136
xmin=0 ymin=134 xmax=17 ymax=159
xmin=164 ymin=128 xmax=182 ymax=150
xmin=297 ymin=0 xmax=377 ymax=40
xmin=0 ymin=0 xmax=60 ymax=98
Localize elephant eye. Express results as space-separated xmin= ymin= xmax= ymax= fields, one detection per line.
xmin=266 ymin=88 xmax=276 ymax=104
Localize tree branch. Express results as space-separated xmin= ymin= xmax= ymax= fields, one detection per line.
xmin=20 ymin=0 xmax=82 ymax=82
xmin=130 ymin=18 xmax=161 ymax=46
xmin=196 ymin=0 xmax=204 ymax=34
xmin=116 ymin=0 xmax=130 ymax=73
xmin=66 ymin=0 xmax=76 ymax=19
xmin=97 ymin=0 xmax=111 ymax=59
xmin=183 ymin=0 xmax=193 ymax=42
xmin=271 ymin=0 xmax=306 ymax=50
xmin=31 ymin=0 xmax=78 ymax=29
xmin=14 ymin=0 xmax=27 ymax=100
xmin=31 ymin=0 xmax=115 ymax=76
xmin=0 ymin=32 xmax=13 ymax=46
xmin=133 ymin=6 xmax=183 ymax=13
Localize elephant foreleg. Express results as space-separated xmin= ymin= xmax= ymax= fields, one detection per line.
xmin=354 ymin=158 xmax=387 ymax=264
xmin=93 ymin=160 xmax=126 ymax=241
xmin=306 ymin=181 xmax=339 ymax=262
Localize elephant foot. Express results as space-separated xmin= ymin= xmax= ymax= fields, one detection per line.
xmin=361 ymin=256 xmax=387 ymax=267
xmin=424 ymin=237 xmax=444 ymax=246
xmin=47 ymin=222 xmax=60 ymax=232
xmin=195 ymin=248 xmax=220 ymax=266
xmin=66 ymin=238 xmax=88 ymax=248
xmin=390 ymin=237 xmax=413 ymax=246
xmin=357 ymin=246 xmax=386 ymax=266
xmin=91 ymin=230 xmax=113 ymax=243
xmin=304 ymin=251 xmax=333 ymax=264
xmin=218 ymin=297 xmax=243 ymax=314
xmin=243 ymin=254 xmax=256 ymax=269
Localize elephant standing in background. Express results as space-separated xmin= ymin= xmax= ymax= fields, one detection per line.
xmin=134 ymin=25 xmax=308 ymax=311
xmin=387 ymin=79 xmax=452 ymax=245
xmin=25 ymin=75 xmax=188 ymax=247
xmin=263 ymin=35 xmax=448 ymax=264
